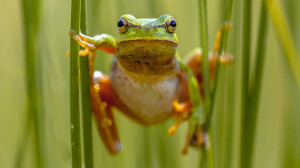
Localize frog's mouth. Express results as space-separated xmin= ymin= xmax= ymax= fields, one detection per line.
xmin=115 ymin=39 xmax=178 ymax=75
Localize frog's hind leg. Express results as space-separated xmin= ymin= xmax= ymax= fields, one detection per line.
xmin=89 ymin=53 xmax=121 ymax=154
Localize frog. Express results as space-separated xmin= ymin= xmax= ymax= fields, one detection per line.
xmin=66 ymin=14 xmax=233 ymax=155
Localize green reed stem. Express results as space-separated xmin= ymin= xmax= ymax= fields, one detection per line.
xmin=206 ymin=0 xmax=233 ymax=129
xmin=198 ymin=0 xmax=210 ymax=119
xmin=79 ymin=0 xmax=94 ymax=167
xmin=264 ymin=0 xmax=300 ymax=91
xmin=70 ymin=0 xmax=82 ymax=167
xmin=198 ymin=0 xmax=211 ymax=168
xmin=252 ymin=2 xmax=268 ymax=97
xmin=240 ymin=0 xmax=253 ymax=167
xmin=240 ymin=3 xmax=269 ymax=168
xmin=20 ymin=0 xmax=45 ymax=167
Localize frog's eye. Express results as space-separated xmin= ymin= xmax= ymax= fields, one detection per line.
xmin=166 ymin=17 xmax=176 ymax=33
xmin=118 ymin=17 xmax=128 ymax=34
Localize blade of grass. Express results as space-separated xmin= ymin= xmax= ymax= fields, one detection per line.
xmin=13 ymin=109 xmax=32 ymax=168
xmin=79 ymin=0 xmax=94 ymax=167
xmin=20 ymin=0 xmax=45 ymax=167
xmin=198 ymin=1 xmax=210 ymax=167
xmin=70 ymin=0 xmax=82 ymax=167
xmin=198 ymin=0 xmax=210 ymax=118
xmin=251 ymin=2 xmax=268 ymax=100
xmin=224 ymin=66 xmax=234 ymax=168
xmin=264 ymin=0 xmax=300 ymax=91
xmin=240 ymin=2 xmax=269 ymax=168
xmin=206 ymin=0 xmax=233 ymax=128
xmin=240 ymin=0 xmax=253 ymax=167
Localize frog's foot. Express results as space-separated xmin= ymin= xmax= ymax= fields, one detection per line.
xmin=65 ymin=49 xmax=91 ymax=57
xmin=92 ymin=71 xmax=122 ymax=154
xmin=168 ymin=100 xmax=192 ymax=135
xmin=218 ymin=52 xmax=234 ymax=64
xmin=69 ymin=29 xmax=97 ymax=51
xmin=181 ymin=126 xmax=209 ymax=155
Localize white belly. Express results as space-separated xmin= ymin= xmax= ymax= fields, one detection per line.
xmin=110 ymin=62 xmax=180 ymax=124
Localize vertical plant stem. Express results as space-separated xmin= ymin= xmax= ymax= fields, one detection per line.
xmin=79 ymin=0 xmax=94 ymax=167
xmin=240 ymin=0 xmax=252 ymax=168
xmin=20 ymin=0 xmax=45 ymax=167
xmin=206 ymin=0 xmax=233 ymax=128
xmin=220 ymin=0 xmax=233 ymax=51
xmin=198 ymin=0 xmax=210 ymax=168
xmin=200 ymin=149 xmax=207 ymax=168
xmin=248 ymin=0 xmax=268 ymax=146
xmin=252 ymin=2 xmax=268 ymax=96
xmin=198 ymin=0 xmax=210 ymax=119
xmin=264 ymin=0 xmax=300 ymax=90
xmin=70 ymin=0 xmax=82 ymax=167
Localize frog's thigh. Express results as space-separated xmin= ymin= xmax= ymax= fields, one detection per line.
xmin=93 ymin=71 xmax=145 ymax=125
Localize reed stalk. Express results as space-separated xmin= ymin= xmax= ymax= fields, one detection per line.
xmin=206 ymin=0 xmax=233 ymax=128
xmin=239 ymin=0 xmax=253 ymax=167
xmin=20 ymin=0 xmax=45 ymax=167
xmin=70 ymin=0 xmax=82 ymax=167
xmin=264 ymin=0 xmax=300 ymax=90
xmin=198 ymin=0 xmax=210 ymax=119
xmin=79 ymin=0 xmax=94 ymax=167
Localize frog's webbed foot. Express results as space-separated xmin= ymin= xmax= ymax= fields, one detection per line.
xmin=182 ymin=125 xmax=210 ymax=155
xmin=218 ymin=52 xmax=234 ymax=64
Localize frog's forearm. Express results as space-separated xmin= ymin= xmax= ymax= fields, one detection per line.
xmin=69 ymin=29 xmax=116 ymax=54
xmin=69 ymin=29 xmax=97 ymax=50
xmin=80 ymin=33 xmax=116 ymax=54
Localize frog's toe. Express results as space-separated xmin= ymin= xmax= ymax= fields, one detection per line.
xmin=69 ymin=29 xmax=77 ymax=37
xmin=219 ymin=52 xmax=234 ymax=64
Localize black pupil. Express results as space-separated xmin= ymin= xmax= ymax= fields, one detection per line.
xmin=118 ymin=20 xmax=124 ymax=27
xmin=170 ymin=20 xmax=176 ymax=27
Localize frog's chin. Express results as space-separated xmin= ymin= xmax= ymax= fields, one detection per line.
xmin=115 ymin=39 xmax=178 ymax=75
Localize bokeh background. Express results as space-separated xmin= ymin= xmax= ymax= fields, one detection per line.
xmin=0 ymin=0 xmax=299 ymax=168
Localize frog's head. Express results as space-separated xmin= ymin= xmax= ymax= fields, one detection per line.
xmin=116 ymin=14 xmax=178 ymax=44
xmin=115 ymin=14 xmax=179 ymax=75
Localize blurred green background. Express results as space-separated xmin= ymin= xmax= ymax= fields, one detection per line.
xmin=0 ymin=0 xmax=299 ymax=168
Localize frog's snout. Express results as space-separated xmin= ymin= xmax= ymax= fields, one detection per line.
xmin=143 ymin=25 xmax=151 ymax=32
xmin=143 ymin=23 xmax=158 ymax=32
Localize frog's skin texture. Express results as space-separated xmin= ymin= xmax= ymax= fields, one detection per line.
xmin=67 ymin=14 xmax=233 ymax=154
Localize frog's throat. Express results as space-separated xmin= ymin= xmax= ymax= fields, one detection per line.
xmin=115 ymin=39 xmax=178 ymax=76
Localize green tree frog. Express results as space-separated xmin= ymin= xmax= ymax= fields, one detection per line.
xmin=67 ymin=14 xmax=232 ymax=155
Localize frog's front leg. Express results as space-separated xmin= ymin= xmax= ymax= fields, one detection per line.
xmin=66 ymin=29 xmax=116 ymax=56
xmin=67 ymin=30 xmax=122 ymax=154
